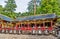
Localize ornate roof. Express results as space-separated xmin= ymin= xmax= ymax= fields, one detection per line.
xmin=16 ymin=13 xmax=57 ymax=21
xmin=0 ymin=13 xmax=59 ymax=21
xmin=0 ymin=14 xmax=14 ymax=21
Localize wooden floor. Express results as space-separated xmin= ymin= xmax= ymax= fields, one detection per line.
xmin=0 ymin=34 xmax=58 ymax=39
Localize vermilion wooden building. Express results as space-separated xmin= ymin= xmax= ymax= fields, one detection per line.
xmin=0 ymin=13 xmax=60 ymax=36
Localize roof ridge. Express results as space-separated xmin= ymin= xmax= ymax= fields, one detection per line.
xmin=19 ymin=13 xmax=55 ymax=18
xmin=0 ymin=14 xmax=14 ymax=20
xmin=16 ymin=13 xmax=56 ymax=21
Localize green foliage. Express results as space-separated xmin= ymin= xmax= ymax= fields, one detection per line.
xmin=1 ymin=11 xmax=17 ymax=19
xmin=27 ymin=0 xmax=40 ymax=13
xmin=0 ymin=0 xmax=60 ymax=18
xmin=18 ymin=12 xmax=34 ymax=17
xmin=36 ymin=6 xmax=41 ymax=14
xmin=21 ymin=12 xmax=29 ymax=16
xmin=1 ymin=0 xmax=17 ymax=19
xmin=40 ymin=0 xmax=60 ymax=15
xmin=0 ymin=5 xmax=5 ymax=14
xmin=16 ymin=12 xmax=21 ymax=17
xmin=5 ymin=0 xmax=17 ymax=12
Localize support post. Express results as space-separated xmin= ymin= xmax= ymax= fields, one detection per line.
xmin=43 ymin=21 xmax=45 ymax=27
xmin=51 ymin=20 xmax=53 ymax=27
xmin=41 ymin=21 xmax=45 ymax=31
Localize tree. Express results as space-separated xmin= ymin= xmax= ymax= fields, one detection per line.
xmin=16 ymin=12 xmax=21 ymax=17
xmin=4 ymin=0 xmax=17 ymax=19
xmin=0 ymin=5 xmax=4 ymax=14
xmin=21 ymin=12 xmax=29 ymax=17
xmin=5 ymin=0 xmax=17 ymax=12
xmin=40 ymin=0 xmax=60 ymax=15
xmin=27 ymin=0 xmax=41 ymax=13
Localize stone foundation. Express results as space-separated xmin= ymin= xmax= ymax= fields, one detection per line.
xmin=0 ymin=34 xmax=57 ymax=39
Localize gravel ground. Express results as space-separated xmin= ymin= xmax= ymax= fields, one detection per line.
xmin=0 ymin=34 xmax=58 ymax=39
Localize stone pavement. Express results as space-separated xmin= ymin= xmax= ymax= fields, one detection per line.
xmin=0 ymin=34 xmax=57 ymax=39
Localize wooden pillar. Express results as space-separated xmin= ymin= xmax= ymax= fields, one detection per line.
xmin=21 ymin=22 xmax=24 ymax=30
xmin=34 ymin=20 xmax=36 ymax=27
xmin=35 ymin=22 xmax=36 ymax=27
xmin=27 ymin=22 xmax=30 ymax=30
xmin=43 ymin=21 xmax=45 ymax=27
xmin=48 ymin=20 xmax=53 ymax=31
xmin=28 ymin=22 xmax=29 ymax=27
xmin=34 ymin=21 xmax=37 ymax=30
xmin=41 ymin=21 xmax=45 ymax=31
xmin=19 ymin=22 xmax=20 ymax=28
xmin=21 ymin=23 xmax=22 ymax=27
xmin=51 ymin=20 xmax=53 ymax=27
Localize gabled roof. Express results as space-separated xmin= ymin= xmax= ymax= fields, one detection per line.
xmin=16 ymin=13 xmax=57 ymax=21
xmin=0 ymin=13 xmax=57 ymax=22
xmin=0 ymin=14 xmax=14 ymax=21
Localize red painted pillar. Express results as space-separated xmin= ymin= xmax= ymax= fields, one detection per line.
xmin=43 ymin=22 xmax=45 ymax=27
xmin=35 ymin=23 xmax=38 ymax=30
xmin=48 ymin=21 xmax=53 ymax=31
xmin=21 ymin=23 xmax=22 ymax=30
xmin=0 ymin=24 xmax=2 ymax=30
xmin=41 ymin=21 xmax=45 ymax=31
xmin=16 ymin=24 xmax=19 ymax=30
xmin=43 ymin=21 xmax=45 ymax=30
xmin=21 ymin=23 xmax=25 ymax=31
xmin=27 ymin=23 xmax=30 ymax=30
xmin=51 ymin=21 xmax=53 ymax=27
xmin=50 ymin=21 xmax=53 ymax=30
xmin=26 ymin=23 xmax=31 ymax=31
xmin=28 ymin=23 xmax=29 ymax=27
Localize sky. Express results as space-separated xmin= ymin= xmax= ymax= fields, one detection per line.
xmin=0 ymin=0 xmax=31 ymax=13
